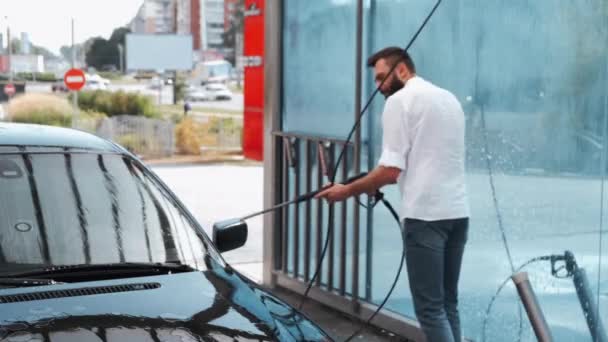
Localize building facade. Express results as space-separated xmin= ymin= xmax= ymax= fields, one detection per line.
xmin=129 ymin=0 xmax=175 ymax=34
xmin=175 ymin=0 xmax=202 ymax=50
xmin=201 ymin=0 xmax=225 ymax=50
xmin=129 ymin=0 xmax=226 ymax=53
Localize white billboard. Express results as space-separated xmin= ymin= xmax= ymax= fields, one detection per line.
xmin=126 ymin=34 xmax=193 ymax=71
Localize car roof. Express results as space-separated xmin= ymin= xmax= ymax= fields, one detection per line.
xmin=0 ymin=122 xmax=122 ymax=152
xmin=203 ymin=60 xmax=229 ymax=64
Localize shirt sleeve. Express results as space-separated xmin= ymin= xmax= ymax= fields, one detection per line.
xmin=377 ymin=95 xmax=409 ymax=171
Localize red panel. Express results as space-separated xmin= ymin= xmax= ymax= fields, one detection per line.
xmin=244 ymin=112 xmax=263 ymax=160
xmin=243 ymin=0 xmax=265 ymax=161
xmin=0 ymin=55 xmax=9 ymax=73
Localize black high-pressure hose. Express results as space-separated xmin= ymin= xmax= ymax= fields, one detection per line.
xmin=480 ymin=255 xmax=554 ymax=341
xmin=295 ymin=1 xmax=444 ymax=340
xmin=343 ymin=192 xmax=404 ymax=342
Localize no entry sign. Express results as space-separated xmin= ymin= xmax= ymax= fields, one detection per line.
xmin=64 ymin=68 xmax=86 ymax=91
xmin=3 ymin=83 xmax=15 ymax=96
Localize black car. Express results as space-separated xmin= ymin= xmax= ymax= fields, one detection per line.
xmin=0 ymin=123 xmax=331 ymax=341
xmin=51 ymin=81 xmax=69 ymax=93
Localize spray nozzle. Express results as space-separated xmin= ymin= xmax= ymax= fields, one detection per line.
xmin=550 ymin=250 xmax=577 ymax=278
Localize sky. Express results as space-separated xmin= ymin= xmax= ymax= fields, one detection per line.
xmin=1 ymin=0 xmax=144 ymax=55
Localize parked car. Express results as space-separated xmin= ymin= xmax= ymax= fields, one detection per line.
xmin=83 ymin=74 xmax=110 ymax=91
xmin=192 ymin=59 xmax=232 ymax=85
xmin=0 ymin=123 xmax=331 ymax=342
xmin=186 ymin=83 xmax=233 ymax=102
xmin=84 ymin=78 xmax=107 ymax=90
xmin=51 ymin=81 xmax=69 ymax=93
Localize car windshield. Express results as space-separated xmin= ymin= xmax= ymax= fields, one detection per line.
xmin=0 ymin=150 xmax=209 ymax=276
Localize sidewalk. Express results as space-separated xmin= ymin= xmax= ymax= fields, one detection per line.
xmin=269 ymin=286 xmax=412 ymax=342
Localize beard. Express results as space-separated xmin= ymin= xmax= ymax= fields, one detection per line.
xmin=382 ymin=77 xmax=405 ymax=99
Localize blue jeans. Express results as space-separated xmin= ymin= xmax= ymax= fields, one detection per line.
xmin=404 ymin=218 xmax=469 ymax=342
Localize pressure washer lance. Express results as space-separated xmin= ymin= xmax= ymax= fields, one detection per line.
xmin=212 ymin=173 xmax=369 ymax=245
xmin=239 ymin=172 xmax=368 ymax=221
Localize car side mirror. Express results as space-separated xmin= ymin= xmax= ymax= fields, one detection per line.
xmin=212 ymin=219 xmax=248 ymax=253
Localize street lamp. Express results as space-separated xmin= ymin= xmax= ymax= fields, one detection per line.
xmin=4 ymin=16 xmax=12 ymax=83
xmin=117 ymin=44 xmax=124 ymax=74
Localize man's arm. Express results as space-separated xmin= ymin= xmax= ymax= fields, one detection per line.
xmin=315 ymin=166 xmax=401 ymax=203
xmin=316 ymin=96 xmax=407 ymax=203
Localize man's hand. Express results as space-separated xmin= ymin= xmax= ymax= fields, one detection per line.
xmin=314 ymin=183 xmax=352 ymax=204
xmin=314 ymin=166 xmax=399 ymax=204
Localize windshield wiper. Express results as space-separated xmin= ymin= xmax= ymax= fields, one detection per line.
xmin=5 ymin=262 xmax=197 ymax=278
xmin=0 ymin=278 xmax=62 ymax=288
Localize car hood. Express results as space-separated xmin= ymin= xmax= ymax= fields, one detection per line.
xmin=0 ymin=259 xmax=330 ymax=341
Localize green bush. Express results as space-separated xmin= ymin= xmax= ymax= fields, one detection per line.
xmin=8 ymin=93 xmax=72 ymax=126
xmin=174 ymin=75 xmax=187 ymax=103
xmin=8 ymin=93 xmax=105 ymax=127
xmin=72 ymin=90 xmax=159 ymax=118
xmin=11 ymin=110 xmax=72 ymax=127
xmin=15 ymin=72 xmax=57 ymax=82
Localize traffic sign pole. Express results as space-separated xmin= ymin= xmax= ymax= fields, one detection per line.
xmin=72 ymin=90 xmax=79 ymax=125
xmin=64 ymin=68 xmax=86 ymax=125
xmin=71 ymin=19 xmax=78 ymax=125
xmin=73 ymin=19 xmax=78 ymax=124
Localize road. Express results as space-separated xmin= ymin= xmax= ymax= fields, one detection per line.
xmin=152 ymin=163 xmax=263 ymax=266
xmin=24 ymin=81 xmax=244 ymax=112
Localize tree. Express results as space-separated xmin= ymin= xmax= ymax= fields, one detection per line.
xmin=109 ymin=27 xmax=130 ymax=46
xmin=84 ymin=27 xmax=131 ymax=70
xmin=85 ymin=37 xmax=115 ymax=69
xmin=8 ymin=38 xmax=57 ymax=60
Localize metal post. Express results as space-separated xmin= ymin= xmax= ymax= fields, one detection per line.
xmin=511 ymin=272 xmax=554 ymax=342
xmin=351 ymin=0 xmax=364 ymax=312
xmin=235 ymin=32 xmax=243 ymax=89
xmin=71 ymin=18 xmax=79 ymax=122
xmin=5 ymin=17 xmax=11 ymax=117
xmin=262 ymin=0 xmax=283 ymax=286
xmin=118 ymin=44 xmax=125 ymax=74
xmin=573 ymin=267 xmax=607 ymax=342
xmin=7 ymin=24 xmax=12 ymax=83
xmin=118 ymin=44 xmax=124 ymax=74
xmin=559 ymin=251 xmax=608 ymax=342
xmin=157 ymin=70 xmax=162 ymax=105
xmin=364 ymin=0 xmax=376 ymax=303
xmin=173 ymin=70 xmax=178 ymax=105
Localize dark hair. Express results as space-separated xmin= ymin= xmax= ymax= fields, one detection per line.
xmin=367 ymin=46 xmax=416 ymax=73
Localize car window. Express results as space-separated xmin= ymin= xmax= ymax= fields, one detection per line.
xmin=0 ymin=153 xmax=208 ymax=274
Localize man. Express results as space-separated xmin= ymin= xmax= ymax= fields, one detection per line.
xmin=184 ymin=100 xmax=192 ymax=116
xmin=315 ymin=46 xmax=469 ymax=342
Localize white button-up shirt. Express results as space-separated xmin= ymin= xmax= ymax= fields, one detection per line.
xmin=378 ymin=76 xmax=470 ymax=221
